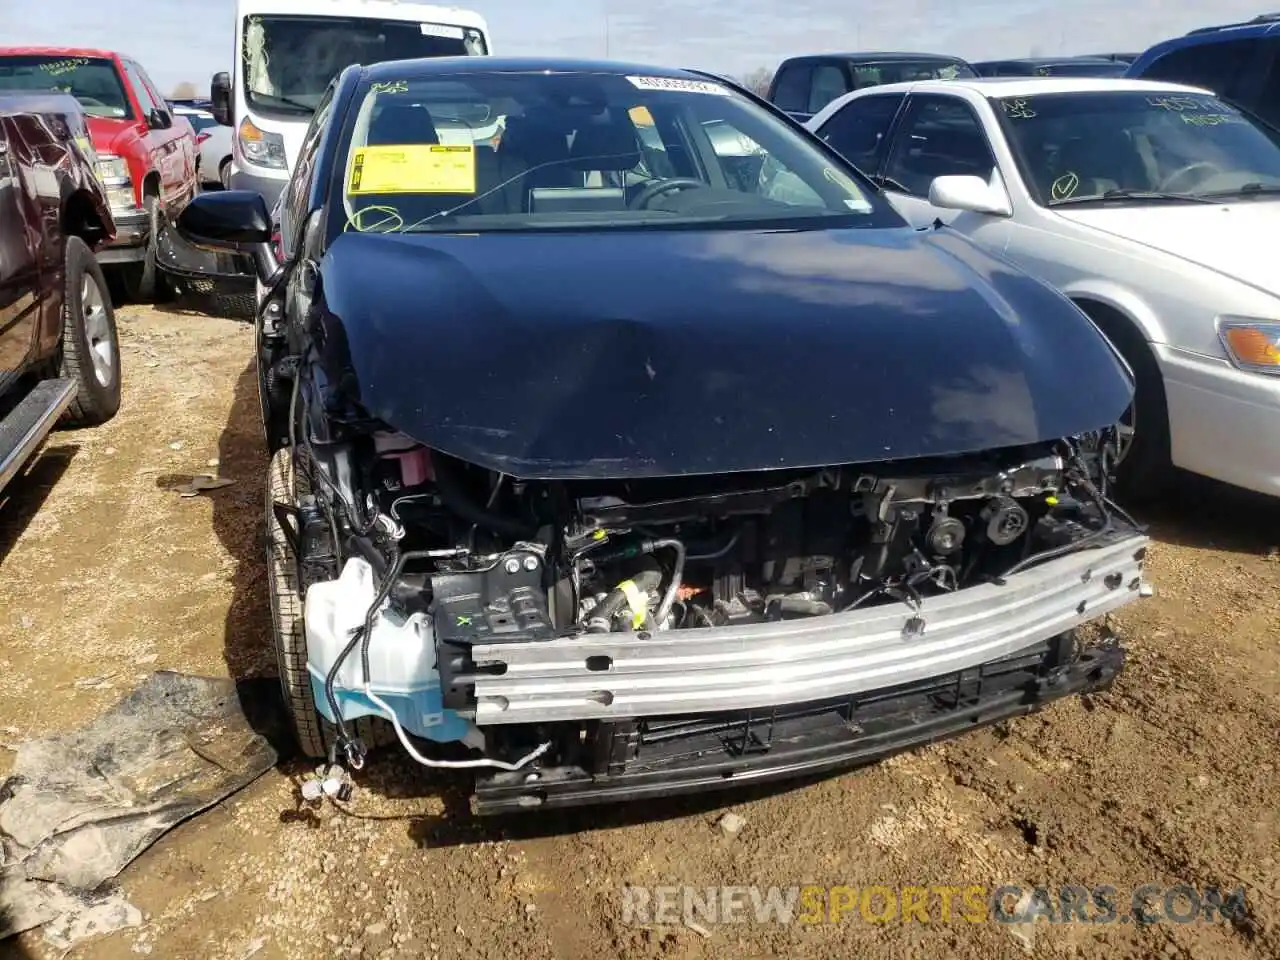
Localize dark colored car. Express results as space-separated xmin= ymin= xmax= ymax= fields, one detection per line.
xmin=174 ymin=57 xmax=1149 ymax=815
xmin=972 ymin=57 xmax=1129 ymax=78
xmin=767 ymin=52 xmax=977 ymax=122
xmin=0 ymin=93 xmax=121 ymax=496
xmin=1126 ymin=15 xmax=1280 ymax=129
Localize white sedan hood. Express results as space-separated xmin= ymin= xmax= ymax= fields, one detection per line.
xmin=1054 ymin=201 xmax=1280 ymax=295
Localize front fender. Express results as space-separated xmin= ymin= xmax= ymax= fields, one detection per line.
xmin=1058 ymin=277 xmax=1166 ymax=345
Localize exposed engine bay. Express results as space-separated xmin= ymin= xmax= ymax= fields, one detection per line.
xmin=280 ymin=392 xmax=1147 ymax=804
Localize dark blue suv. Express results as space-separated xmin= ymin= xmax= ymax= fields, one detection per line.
xmin=1126 ymin=14 xmax=1280 ymax=127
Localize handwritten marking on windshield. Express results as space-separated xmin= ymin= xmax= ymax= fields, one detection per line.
xmin=1051 ymin=172 xmax=1079 ymax=201
xmin=371 ymin=80 xmax=409 ymax=95
xmin=1001 ymin=99 xmax=1036 ymax=119
xmin=1180 ymin=113 xmax=1244 ymax=126
xmin=1146 ymin=95 xmax=1221 ymax=112
xmin=38 ymin=58 xmax=89 ymax=76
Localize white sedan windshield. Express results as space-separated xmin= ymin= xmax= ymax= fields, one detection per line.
xmin=995 ymin=90 xmax=1280 ymax=203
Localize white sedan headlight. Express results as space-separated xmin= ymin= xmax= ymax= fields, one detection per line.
xmin=1217 ymin=317 xmax=1280 ymax=376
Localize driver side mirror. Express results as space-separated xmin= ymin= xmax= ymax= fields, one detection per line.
xmin=210 ymin=71 xmax=232 ymax=127
xmin=928 ymin=174 xmax=1012 ymax=217
xmin=176 ymin=190 xmax=276 ymax=281
xmin=147 ymin=107 xmax=173 ymax=130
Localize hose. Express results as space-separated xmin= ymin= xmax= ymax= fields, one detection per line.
xmin=431 ymin=452 xmax=536 ymax=541
xmin=585 ymin=565 xmax=663 ymax=633
xmin=650 ymin=538 xmax=686 ymax=627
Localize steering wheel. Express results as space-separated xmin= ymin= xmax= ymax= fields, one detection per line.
xmin=629 ymin=177 xmax=705 ymax=209
xmin=1159 ymin=161 xmax=1224 ymax=193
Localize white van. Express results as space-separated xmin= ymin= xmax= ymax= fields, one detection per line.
xmin=209 ymin=0 xmax=490 ymax=211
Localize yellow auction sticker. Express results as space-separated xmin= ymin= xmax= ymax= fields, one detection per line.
xmin=348 ymin=143 xmax=477 ymax=195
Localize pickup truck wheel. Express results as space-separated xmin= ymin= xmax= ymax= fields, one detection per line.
xmin=119 ymin=195 xmax=170 ymax=304
xmin=219 ymin=158 xmax=231 ymax=190
xmin=266 ymin=447 xmax=394 ymax=759
xmin=59 ymin=236 xmax=122 ymax=426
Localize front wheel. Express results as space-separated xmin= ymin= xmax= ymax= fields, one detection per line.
xmin=266 ymin=447 xmax=394 ymax=758
xmin=1109 ymin=337 xmax=1172 ymax=500
xmin=59 ymin=236 xmax=122 ymax=426
xmin=118 ymin=195 xmax=170 ymax=304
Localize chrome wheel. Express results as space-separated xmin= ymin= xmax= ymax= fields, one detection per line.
xmin=81 ymin=272 xmax=114 ymax=386
xmin=220 ymin=161 xmax=231 ymax=190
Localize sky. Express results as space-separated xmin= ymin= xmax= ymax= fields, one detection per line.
xmin=0 ymin=0 xmax=1272 ymax=94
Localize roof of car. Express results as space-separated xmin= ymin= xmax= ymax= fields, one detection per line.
xmin=361 ymin=56 xmax=734 ymax=83
xmin=1130 ymin=16 xmax=1280 ymax=71
xmin=778 ymin=51 xmax=970 ymax=64
xmin=0 ymin=46 xmax=126 ymax=60
xmin=837 ymin=75 xmax=1212 ymax=98
xmin=975 ymin=57 xmax=1120 ymax=67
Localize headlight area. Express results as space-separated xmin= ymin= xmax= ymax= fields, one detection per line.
xmin=237 ymin=117 xmax=287 ymax=170
xmin=1217 ymin=316 xmax=1280 ymax=376
xmin=285 ymin=411 xmax=1151 ymax=811
xmin=94 ymin=153 xmax=138 ymax=214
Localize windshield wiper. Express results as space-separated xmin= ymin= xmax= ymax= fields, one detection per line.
xmin=248 ymin=91 xmax=314 ymax=113
xmin=1049 ymin=189 xmax=1219 ymax=207
xmin=1198 ymin=182 xmax=1280 ymax=199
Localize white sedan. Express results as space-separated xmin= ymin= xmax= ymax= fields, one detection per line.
xmin=171 ymin=104 xmax=234 ymax=189
xmin=807 ymin=76 xmax=1280 ymax=499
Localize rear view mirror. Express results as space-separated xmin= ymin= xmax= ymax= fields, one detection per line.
xmin=211 ymin=71 xmax=232 ymax=126
xmin=147 ymin=108 xmax=173 ymax=130
xmin=929 ymin=174 xmax=1012 ymax=217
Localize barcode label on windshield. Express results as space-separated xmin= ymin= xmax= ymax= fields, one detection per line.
xmin=421 ymin=23 xmax=465 ymax=38
xmin=626 ymin=75 xmax=730 ymax=96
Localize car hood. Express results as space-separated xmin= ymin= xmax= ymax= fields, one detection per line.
xmin=315 ymin=225 xmax=1133 ymax=479
xmin=1054 ymin=201 xmax=1280 ymax=295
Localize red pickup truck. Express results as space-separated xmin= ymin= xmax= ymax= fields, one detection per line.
xmin=0 ymin=47 xmax=198 ymax=302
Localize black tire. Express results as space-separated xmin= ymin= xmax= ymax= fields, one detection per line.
xmin=1103 ymin=325 xmax=1172 ymax=500
xmin=219 ymin=158 xmax=232 ymax=190
xmin=266 ymin=447 xmax=394 ymax=759
xmin=118 ymin=194 xmax=170 ymax=304
xmin=59 ymin=236 xmax=122 ymax=426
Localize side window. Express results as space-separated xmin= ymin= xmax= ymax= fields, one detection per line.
xmin=815 ymin=93 xmax=905 ymax=174
xmin=134 ymin=63 xmax=171 ymax=118
xmin=282 ymin=82 xmax=337 ymax=255
xmin=808 ymin=63 xmax=850 ymax=114
xmin=122 ymin=61 xmax=160 ymax=115
xmin=883 ymin=95 xmax=996 ymax=197
xmin=1138 ymin=39 xmax=1257 ymax=98
xmin=771 ymin=64 xmax=812 ymax=113
xmin=1253 ymin=40 xmax=1280 ymax=128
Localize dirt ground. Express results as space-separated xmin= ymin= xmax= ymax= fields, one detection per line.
xmin=1 ymin=305 xmax=1279 ymax=960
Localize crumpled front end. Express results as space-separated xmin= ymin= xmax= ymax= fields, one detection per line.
xmin=290 ymin=419 xmax=1149 ymax=813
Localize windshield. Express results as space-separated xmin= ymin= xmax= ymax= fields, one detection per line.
xmin=994 ymin=90 xmax=1280 ymax=204
xmin=242 ymin=15 xmax=488 ymax=116
xmin=854 ymin=59 xmax=976 ymax=87
xmin=0 ymin=55 xmax=130 ymax=118
xmin=335 ymin=70 xmax=894 ymax=235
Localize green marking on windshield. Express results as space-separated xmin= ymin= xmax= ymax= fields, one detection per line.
xmin=1001 ymin=98 xmax=1036 ymax=119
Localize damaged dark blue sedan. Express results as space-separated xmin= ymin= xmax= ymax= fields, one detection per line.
xmin=175 ymin=57 xmax=1151 ymax=815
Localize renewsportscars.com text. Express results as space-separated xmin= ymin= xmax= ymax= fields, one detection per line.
xmin=620 ymin=883 xmax=1249 ymax=927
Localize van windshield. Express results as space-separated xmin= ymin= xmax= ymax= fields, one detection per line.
xmin=242 ymin=15 xmax=488 ymax=116
xmin=0 ymin=55 xmax=131 ymax=118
